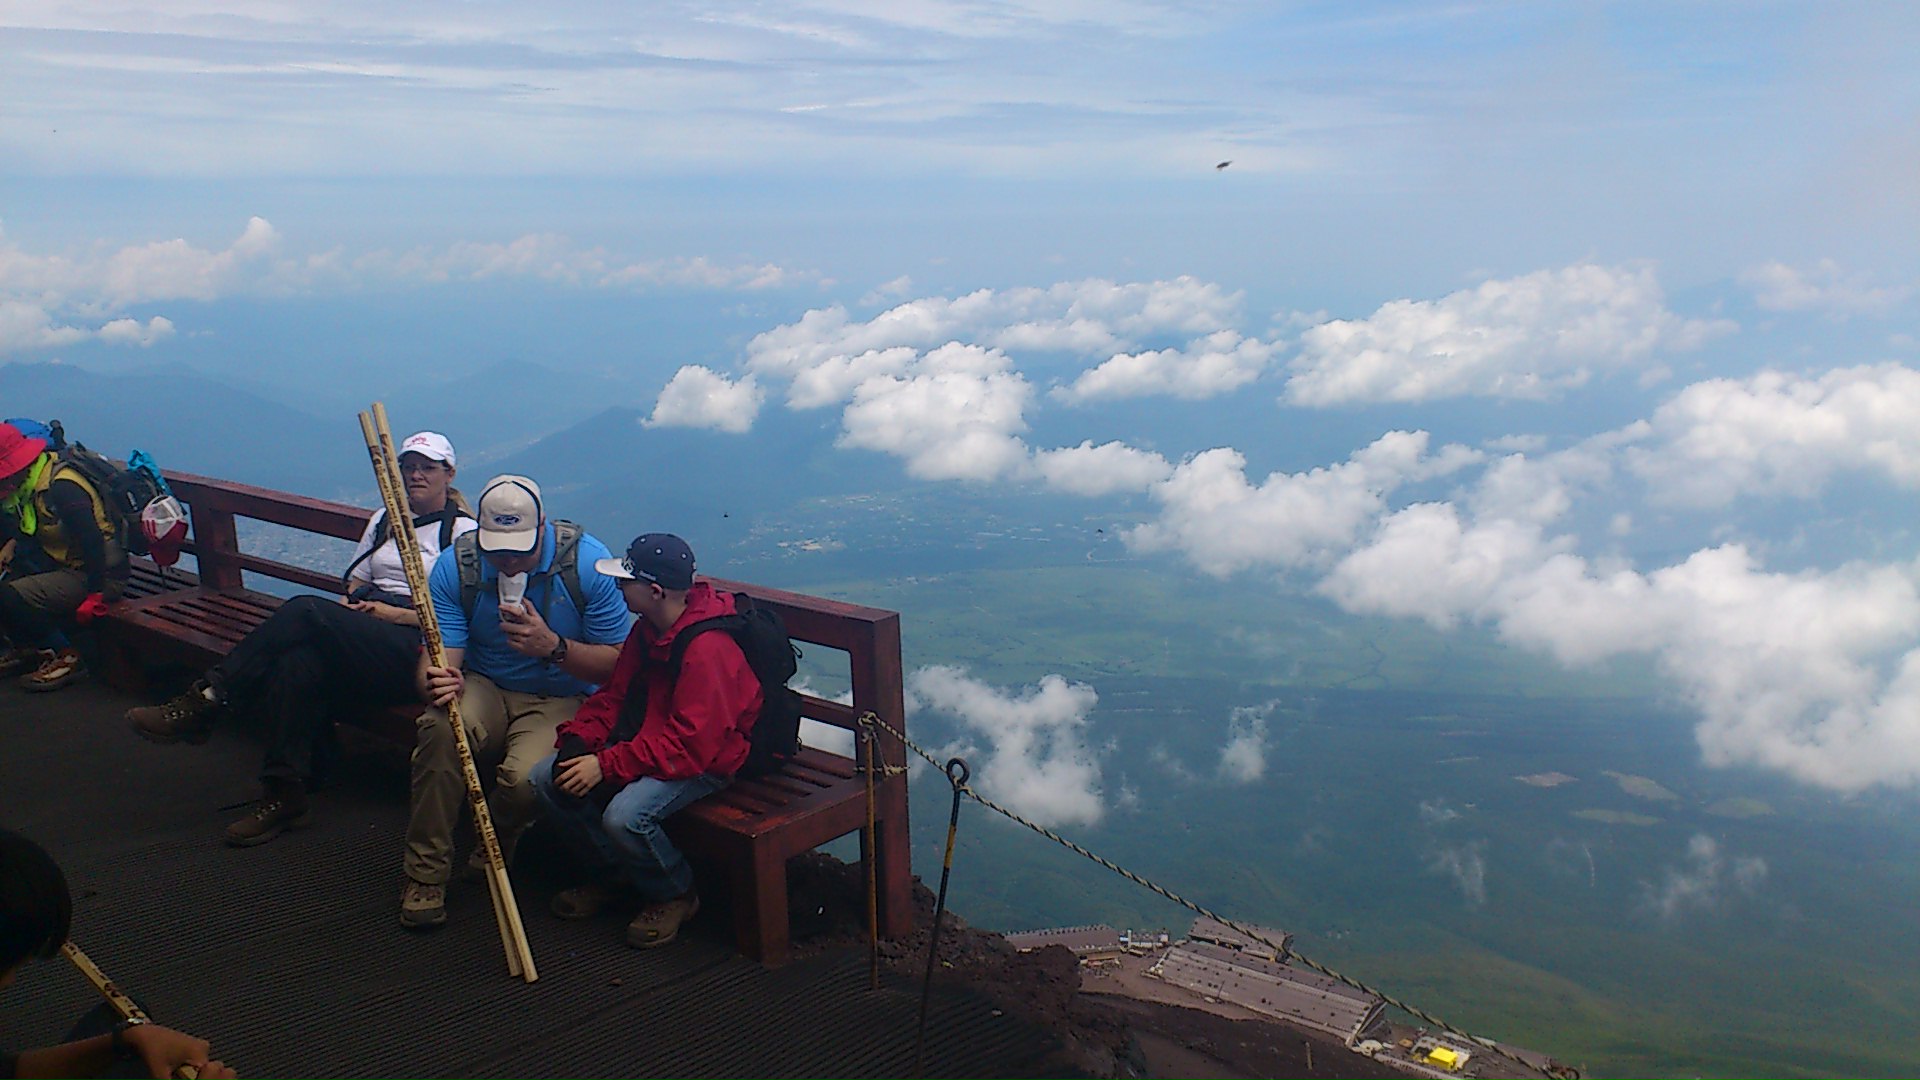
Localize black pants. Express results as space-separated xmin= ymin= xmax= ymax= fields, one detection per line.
xmin=209 ymin=595 xmax=422 ymax=785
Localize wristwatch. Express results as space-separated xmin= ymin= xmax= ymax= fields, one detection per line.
xmin=111 ymin=1016 xmax=148 ymax=1057
xmin=544 ymin=636 xmax=570 ymax=666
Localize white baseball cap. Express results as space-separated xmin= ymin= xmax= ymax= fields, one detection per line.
xmin=476 ymin=474 xmax=542 ymax=554
xmin=399 ymin=431 xmax=456 ymax=466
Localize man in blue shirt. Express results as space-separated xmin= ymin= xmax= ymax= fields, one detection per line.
xmin=402 ymin=474 xmax=631 ymax=930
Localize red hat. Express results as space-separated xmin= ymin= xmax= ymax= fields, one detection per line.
xmin=0 ymin=422 xmax=49 ymax=479
xmin=141 ymin=496 xmax=190 ymax=569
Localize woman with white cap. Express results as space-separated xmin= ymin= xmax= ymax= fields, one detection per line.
xmin=125 ymin=431 xmax=477 ymax=847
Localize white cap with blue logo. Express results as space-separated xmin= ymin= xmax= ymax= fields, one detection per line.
xmin=476 ymin=474 xmax=542 ymax=554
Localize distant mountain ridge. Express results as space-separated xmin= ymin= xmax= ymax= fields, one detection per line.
xmin=5 ymin=361 xmax=356 ymax=500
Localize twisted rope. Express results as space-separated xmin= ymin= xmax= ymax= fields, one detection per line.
xmin=856 ymin=711 xmax=1560 ymax=1079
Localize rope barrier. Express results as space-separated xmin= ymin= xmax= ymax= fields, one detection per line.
xmin=856 ymin=712 xmax=1561 ymax=1080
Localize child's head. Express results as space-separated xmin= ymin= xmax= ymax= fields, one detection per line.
xmin=0 ymin=827 xmax=71 ymax=989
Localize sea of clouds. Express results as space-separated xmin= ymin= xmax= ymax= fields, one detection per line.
xmin=6 ymin=220 xmax=1920 ymax=829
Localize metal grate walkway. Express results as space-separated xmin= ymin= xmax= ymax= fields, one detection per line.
xmin=1 ymin=681 xmax=1064 ymax=1077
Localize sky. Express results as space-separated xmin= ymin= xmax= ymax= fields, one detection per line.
xmin=6 ymin=1 xmax=1920 ymax=821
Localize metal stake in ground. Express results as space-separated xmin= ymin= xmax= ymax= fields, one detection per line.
xmin=913 ymin=757 xmax=970 ymax=1078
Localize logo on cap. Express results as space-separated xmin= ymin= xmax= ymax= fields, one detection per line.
xmin=491 ymin=513 xmax=522 ymax=527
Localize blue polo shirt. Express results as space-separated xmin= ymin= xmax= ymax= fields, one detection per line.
xmin=428 ymin=521 xmax=631 ymax=697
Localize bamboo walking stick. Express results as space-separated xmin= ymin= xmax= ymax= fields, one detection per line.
xmin=359 ymin=405 xmax=537 ymax=982
xmin=60 ymin=941 xmax=201 ymax=1079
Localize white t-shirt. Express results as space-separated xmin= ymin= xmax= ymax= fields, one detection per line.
xmin=345 ymin=508 xmax=479 ymax=599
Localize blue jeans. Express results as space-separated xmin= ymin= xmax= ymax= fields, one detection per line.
xmin=531 ymin=753 xmax=729 ymax=903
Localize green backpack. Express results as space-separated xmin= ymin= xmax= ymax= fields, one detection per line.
xmin=452 ymin=518 xmax=587 ymax=622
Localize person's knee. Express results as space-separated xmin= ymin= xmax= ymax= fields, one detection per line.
xmin=603 ymin=797 xmax=662 ymax=841
xmin=413 ymin=709 xmax=455 ymax=755
xmin=492 ymin=776 xmax=536 ymax=822
xmin=529 ymin=753 xmax=558 ymax=793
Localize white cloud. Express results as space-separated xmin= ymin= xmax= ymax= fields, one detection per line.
xmin=1741 ymin=259 xmax=1912 ymax=317
xmin=1217 ymin=701 xmax=1274 ymax=784
xmin=746 ymin=277 xmax=1244 ymax=386
xmin=0 ymin=217 xmax=280 ymax=309
xmin=1425 ymin=841 xmax=1488 ymax=908
xmin=1285 ymin=264 xmax=1734 ymax=406
xmin=1032 ymin=440 xmax=1172 ymax=497
xmin=0 ymin=300 xmax=173 ymax=353
xmin=837 ymin=343 xmax=1035 ymax=482
xmin=1054 ymin=330 xmax=1275 ymax=403
xmin=93 ymin=315 xmax=175 ymax=347
xmin=860 ymin=275 xmax=914 ymax=306
xmin=908 ymin=664 xmax=1106 ymax=828
xmin=1326 ymin=486 xmax=1920 ymax=790
xmin=1419 ymin=799 xmax=1462 ymax=826
xmin=1639 ymin=834 xmax=1766 ymax=924
xmin=1128 ymin=431 xmax=1482 ymax=577
xmin=645 ymin=366 xmax=764 ymax=433
xmin=1626 ymin=365 xmax=1920 ymax=506
xmin=1149 ymin=745 xmax=1198 ymax=782
xmin=363 ymin=235 xmax=818 ymax=292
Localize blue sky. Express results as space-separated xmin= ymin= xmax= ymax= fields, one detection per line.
xmin=7 ymin=2 xmax=1920 ymax=810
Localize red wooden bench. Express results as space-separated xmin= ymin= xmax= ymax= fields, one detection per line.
xmin=96 ymin=471 xmax=914 ymax=965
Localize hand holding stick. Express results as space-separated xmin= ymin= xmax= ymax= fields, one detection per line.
xmin=60 ymin=941 xmax=219 ymax=1079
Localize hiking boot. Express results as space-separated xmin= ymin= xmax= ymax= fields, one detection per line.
xmin=399 ymin=880 xmax=447 ymax=930
xmin=224 ymin=782 xmax=312 ymax=847
xmin=626 ymin=891 xmax=699 ymax=949
xmin=550 ymin=883 xmax=616 ymax=920
xmin=128 ymin=683 xmax=220 ymax=744
xmin=0 ymin=647 xmax=52 ymax=679
xmin=20 ymin=648 xmax=82 ymax=692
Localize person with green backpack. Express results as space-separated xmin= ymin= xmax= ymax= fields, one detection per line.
xmin=0 ymin=421 xmax=128 ymax=692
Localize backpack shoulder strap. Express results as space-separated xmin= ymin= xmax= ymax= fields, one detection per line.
xmin=454 ymin=530 xmax=484 ymax=618
xmin=340 ymin=509 xmax=392 ymax=590
xmin=667 ymin=613 xmax=744 ymax=674
xmin=550 ymin=519 xmax=587 ymax=616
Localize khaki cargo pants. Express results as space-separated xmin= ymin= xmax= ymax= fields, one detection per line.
xmin=404 ymin=671 xmax=583 ymax=885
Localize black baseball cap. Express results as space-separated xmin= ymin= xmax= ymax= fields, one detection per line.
xmin=596 ymin=533 xmax=696 ymax=590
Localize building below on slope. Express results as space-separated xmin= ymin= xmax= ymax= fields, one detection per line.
xmin=1149 ymin=939 xmax=1388 ymax=1045
xmin=1187 ymin=915 xmax=1292 ymax=959
xmin=1005 ymin=924 xmax=1129 ymax=965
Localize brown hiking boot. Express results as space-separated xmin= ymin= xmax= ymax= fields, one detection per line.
xmin=19 ymin=648 xmax=82 ymax=692
xmin=0 ymin=647 xmax=52 ymax=679
xmin=128 ymin=684 xmax=219 ymax=744
xmin=400 ymin=879 xmax=447 ymax=930
xmin=225 ymin=790 xmax=313 ymax=847
xmin=626 ymin=891 xmax=699 ymax=949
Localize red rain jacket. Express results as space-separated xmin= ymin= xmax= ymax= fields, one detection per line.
xmin=557 ymin=582 xmax=762 ymax=784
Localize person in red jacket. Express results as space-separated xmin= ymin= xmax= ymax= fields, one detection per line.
xmin=530 ymin=532 xmax=761 ymax=949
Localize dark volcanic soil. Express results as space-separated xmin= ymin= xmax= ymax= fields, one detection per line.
xmin=783 ymin=853 xmax=1406 ymax=1079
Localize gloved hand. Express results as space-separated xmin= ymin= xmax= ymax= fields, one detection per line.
xmin=74 ymin=592 xmax=110 ymax=624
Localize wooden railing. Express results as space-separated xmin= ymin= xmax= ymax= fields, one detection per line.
xmin=166 ymin=471 xmax=369 ymax=594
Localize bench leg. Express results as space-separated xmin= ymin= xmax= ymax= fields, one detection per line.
xmin=729 ymin=842 xmax=791 ymax=967
xmin=92 ymin=627 xmax=148 ymax=695
xmin=874 ymin=779 xmax=914 ymax=940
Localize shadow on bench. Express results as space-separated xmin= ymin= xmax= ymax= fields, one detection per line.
xmin=96 ymin=471 xmax=914 ymax=966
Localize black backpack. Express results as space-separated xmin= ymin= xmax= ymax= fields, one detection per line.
xmin=340 ymin=506 xmax=472 ymax=594
xmin=640 ymin=593 xmax=805 ymax=779
xmin=55 ymin=442 xmax=168 ymax=557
